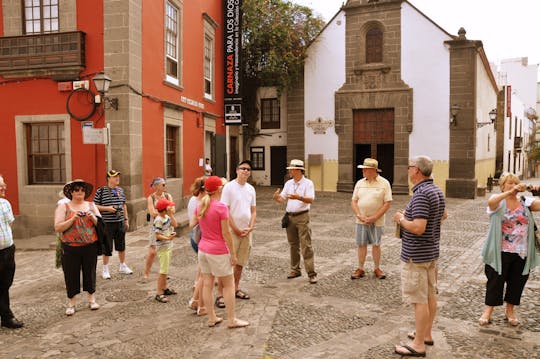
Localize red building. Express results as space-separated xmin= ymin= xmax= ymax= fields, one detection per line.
xmin=0 ymin=0 xmax=227 ymax=238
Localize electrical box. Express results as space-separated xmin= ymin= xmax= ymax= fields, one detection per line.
xmin=58 ymin=82 xmax=72 ymax=91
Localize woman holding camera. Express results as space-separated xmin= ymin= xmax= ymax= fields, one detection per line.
xmin=479 ymin=173 xmax=539 ymax=326
xmin=54 ymin=179 xmax=102 ymax=316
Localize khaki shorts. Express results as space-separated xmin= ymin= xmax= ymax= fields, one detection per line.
xmin=157 ymin=247 xmax=172 ymax=275
xmin=401 ymin=260 xmax=438 ymax=304
xmin=198 ymin=250 xmax=234 ymax=277
xmin=232 ymin=231 xmax=252 ymax=267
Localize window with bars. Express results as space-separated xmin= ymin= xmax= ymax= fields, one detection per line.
xmin=250 ymin=147 xmax=265 ymax=170
xmin=25 ymin=122 xmax=65 ymax=184
xmin=365 ymin=27 xmax=383 ymax=63
xmin=204 ymin=33 xmax=214 ymax=99
xmin=165 ymin=125 xmax=178 ymax=178
xmin=165 ymin=1 xmax=180 ymax=84
xmin=261 ymin=98 xmax=280 ymax=129
xmin=23 ymin=0 xmax=59 ymax=34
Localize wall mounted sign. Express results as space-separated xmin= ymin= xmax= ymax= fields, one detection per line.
xmin=306 ymin=117 xmax=334 ymax=134
xmin=223 ymin=0 xmax=242 ymax=125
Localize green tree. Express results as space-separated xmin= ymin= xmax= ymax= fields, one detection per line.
xmin=241 ymin=0 xmax=325 ymax=150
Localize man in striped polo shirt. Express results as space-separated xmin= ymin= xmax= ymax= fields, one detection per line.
xmin=393 ymin=155 xmax=447 ymax=357
xmin=94 ymin=170 xmax=132 ymax=279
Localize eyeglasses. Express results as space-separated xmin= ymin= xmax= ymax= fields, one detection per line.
xmin=408 ymin=165 xmax=417 ymax=169
xmin=238 ymin=167 xmax=251 ymax=171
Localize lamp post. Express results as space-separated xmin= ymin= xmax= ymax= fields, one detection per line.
xmin=92 ymin=72 xmax=118 ymax=110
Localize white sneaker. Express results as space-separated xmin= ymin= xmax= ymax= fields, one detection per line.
xmin=118 ymin=263 xmax=133 ymax=274
xmin=89 ymin=301 xmax=100 ymax=310
xmin=102 ymin=266 xmax=111 ymax=279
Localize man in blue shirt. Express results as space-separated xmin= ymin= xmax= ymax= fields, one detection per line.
xmin=393 ymin=156 xmax=446 ymax=357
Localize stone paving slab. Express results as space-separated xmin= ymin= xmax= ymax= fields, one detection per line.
xmin=1 ymin=186 xmax=539 ymax=358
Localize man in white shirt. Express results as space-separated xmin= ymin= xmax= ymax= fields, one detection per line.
xmin=220 ymin=160 xmax=257 ymax=301
xmin=351 ymin=158 xmax=392 ymax=280
xmin=272 ymin=159 xmax=317 ymax=284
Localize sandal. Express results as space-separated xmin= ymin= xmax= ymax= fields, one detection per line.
xmin=215 ymin=295 xmax=226 ymax=308
xmin=407 ymin=331 xmax=434 ymax=346
xmin=478 ymin=316 xmax=492 ymax=326
xmin=505 ymin=315 xmax=519 ymax=326
xmin=163 ymin=288 xmax=177 ymax=296
xmin=208 ymin=316 xmax=223 ymax=327
xmin=235 ymin=289 xmax=250 ymax=300
xmin=155 ymin=294 xmax=169 ymax=303
xmin=197 ymin=307 xmax=207 ymax=316
xmin=188 ymin=298 xmax=198 ymax=311
xmin=228 ymin=318 xmax=250 ymax=329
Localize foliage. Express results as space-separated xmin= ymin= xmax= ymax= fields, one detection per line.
xmin=528 ymin=143 xmax=540 ymax=162
xmin=241 ymin=0 xmax=325 ymax=148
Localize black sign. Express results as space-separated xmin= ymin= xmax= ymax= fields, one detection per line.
xmin=224 ymin=0 xmax=242 ymax=125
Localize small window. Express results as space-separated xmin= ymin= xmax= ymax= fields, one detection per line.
xmin=203 ymin=33 xmax=214 ymax=99
xmin=165 ymin=125 xmax=178 ymax=178
xmin=250 ymin=147 xmax=265 ymax=170
xmin=261 ymin=98 xmax=280 ymax=130
xmin=25 ymin=122 xmax=65 ymax=184
xmin=165 ymin=1 xmax=180 ymax=85
xmin=23 ymin=0 xmax=59 ymax=34
xmin=365 ymin=27 xmax=383 ymax=63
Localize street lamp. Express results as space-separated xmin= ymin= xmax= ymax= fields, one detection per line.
xmin=92 ymin=72 xmax=118 ymax=110
xmin=477 ymin=108 xmax=496 ymax=128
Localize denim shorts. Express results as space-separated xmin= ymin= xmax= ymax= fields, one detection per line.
xmin=355 ymin=224 xmax=383 ymax=246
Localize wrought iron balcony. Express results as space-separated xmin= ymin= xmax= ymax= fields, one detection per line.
xmin=0 ymin=31 xmax=85 ymax=79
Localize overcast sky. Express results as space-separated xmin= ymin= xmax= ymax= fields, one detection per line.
xmin=291 ymin=0 xmax=540 ymax=80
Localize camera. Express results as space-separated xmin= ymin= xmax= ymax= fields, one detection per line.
xmin=113 ymin=205 xmax=123 ymax=218
xmin=77 ymin=211 xmax=87 ymax=217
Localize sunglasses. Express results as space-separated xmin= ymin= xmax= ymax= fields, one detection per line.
xmin=238 ymin=167 xmax=251 ymax=171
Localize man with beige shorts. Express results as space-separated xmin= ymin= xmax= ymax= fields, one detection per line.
xmin=218 ymin=160 xmax=256 ymax=304
xmin=393 ymin=156 xmax=447 ymax=357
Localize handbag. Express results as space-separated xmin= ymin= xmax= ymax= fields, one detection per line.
xmin=281 ymin=212 xmax=289 ymax=229
xmin=192 ymin=224 xmax=202 ymax=244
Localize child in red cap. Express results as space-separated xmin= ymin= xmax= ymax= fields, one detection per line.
xmin=153 ymin=198 xmax=178 ymax=303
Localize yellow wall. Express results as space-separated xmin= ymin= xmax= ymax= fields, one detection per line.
xmin=431 ymin=160 xmax=449 ymax=194
xmin=475 ymin=158 xmax=496 ymax=187
xmin=306 ymin=159 xmax=338 ymax=192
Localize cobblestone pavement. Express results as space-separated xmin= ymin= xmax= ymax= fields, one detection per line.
xmin=1 ymin=186 xmax=540 ymax=358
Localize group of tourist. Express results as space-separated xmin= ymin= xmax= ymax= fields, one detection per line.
xmin=1 ymin=155 xmax=538 ymax=358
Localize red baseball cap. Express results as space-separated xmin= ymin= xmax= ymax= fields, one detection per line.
xmin=204 ymin=176 xmax=223 ymax=194
xmin=155 ymin=198 xmax=175 ymax=212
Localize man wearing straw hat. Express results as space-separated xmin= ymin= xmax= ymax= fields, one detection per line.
xmin=351 ymin=158 xmax=392 ymax=280
xmin=272 ymin=159 xmax=318 ymax=284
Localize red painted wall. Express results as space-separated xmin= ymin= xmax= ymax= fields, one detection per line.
xmin=141 ymin=0 xmax=224 ymax=196
xmin=0 ymin=0 xmax=105 ymax=213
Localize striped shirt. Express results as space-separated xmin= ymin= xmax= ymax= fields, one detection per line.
xmin=94 ymin=186 xmax=126 ymax=223
xmin=401 ymin=179 xmax=445 ymax=263
xmin=0 ymin=198 xmax=15 ymax=249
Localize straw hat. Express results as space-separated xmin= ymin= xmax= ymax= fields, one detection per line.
xmin=286 ymin=159 xmax=305 ymax=170
xmin=357 ymin=158 xmax=382 ymax=172
xmin=62 ymin=179 xmax=94 ymax=200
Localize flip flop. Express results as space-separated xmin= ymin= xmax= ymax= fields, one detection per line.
xmin=208 ymin=317 xmax=223 ymax=327
xmin=215 ymin=295 xmax=226 ymax=308
xmin=235 ymin=289 xmax=250 ymax=300
xmin=394 ymin=344 xmax=426 ymax=357
xmin=228 ymin=318 xmax=250 ymax=329
xmin=407 ymin=331 xmax=434 ymax=346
